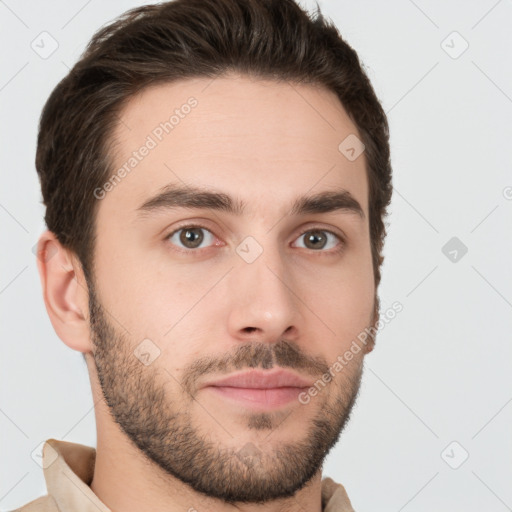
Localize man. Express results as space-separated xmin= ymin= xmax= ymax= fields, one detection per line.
xmin=19 ymin=0 xmax=392 ymax=510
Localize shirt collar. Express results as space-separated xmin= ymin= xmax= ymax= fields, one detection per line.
xmin=42 ymin=438 xmax=354 ymax=511
xmin=43 ymin=438 xmax=110 ymax=512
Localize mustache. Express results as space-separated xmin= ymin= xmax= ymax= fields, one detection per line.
xmin=183 ymin=339 xmax=329 ymax=395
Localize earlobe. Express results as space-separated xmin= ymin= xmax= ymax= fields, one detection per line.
xmin=363 ymin=298 xmax=379 ymax=355
xmin=363 ymin=340 xmax=375 ymax=354
xmin=36 ymin=230 xmax=93 ymax=354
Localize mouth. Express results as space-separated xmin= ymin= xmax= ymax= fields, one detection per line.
xmin=204 ymin=385 xmax=308 ymax=409
xmin=200 ymin=369 xmax=313 ymax=411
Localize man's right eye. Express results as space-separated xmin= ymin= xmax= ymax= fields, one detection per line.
xmin=165 ymin=225 xmax=218 ymax=251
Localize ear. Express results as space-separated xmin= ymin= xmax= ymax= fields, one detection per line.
xmin=362 ymin=294 xmax=379 ymax=355
xmin=35 ymin=230 xmax=93 ymax=354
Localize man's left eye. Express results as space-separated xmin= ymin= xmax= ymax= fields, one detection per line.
xmin=293 ymin=229 xmax=342 ymax=251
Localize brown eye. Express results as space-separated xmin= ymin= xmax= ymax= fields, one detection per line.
xmin=166 ymin=226 xmax=214 ymax=250
xmin=294 ymin=229 xmax=343 ymax=252
xmin=303 ymin=230 xmax=327 ymax=249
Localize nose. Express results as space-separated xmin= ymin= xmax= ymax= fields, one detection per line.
xmin=226 ymin=244 xmax=302 ymax=345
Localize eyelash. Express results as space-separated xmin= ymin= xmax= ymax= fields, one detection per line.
xmin=164 ymin=224 xmax=345 ymax=255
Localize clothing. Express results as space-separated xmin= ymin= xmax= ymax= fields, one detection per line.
xmin=11 ymin=439 xmax=355 ymax=511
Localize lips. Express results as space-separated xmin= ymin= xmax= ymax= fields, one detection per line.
xmin=201 ymin=368 xmax=314 ymax=390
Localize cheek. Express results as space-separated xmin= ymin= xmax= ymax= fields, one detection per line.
xmin=298 ymin=249 xmax=375 ymax=342
xmin=114 ymin=263 xmax=220 ymax=353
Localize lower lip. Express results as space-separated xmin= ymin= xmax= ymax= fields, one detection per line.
xmin=204 ymin=386 xmax=306 ymax=410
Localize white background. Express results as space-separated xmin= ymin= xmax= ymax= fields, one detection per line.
xmin=1 ymin=0 xmax=511 ymax=510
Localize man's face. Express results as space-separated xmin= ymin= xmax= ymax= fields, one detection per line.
xmin=87 ymin=74 xmax=375 ymax=503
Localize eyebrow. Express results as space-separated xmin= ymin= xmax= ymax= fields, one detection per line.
xmin=135 ymin=184 xmax=365 ymax=220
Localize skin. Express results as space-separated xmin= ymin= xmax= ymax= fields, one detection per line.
xmin=37 ymin=73 xmax=378 ymax=512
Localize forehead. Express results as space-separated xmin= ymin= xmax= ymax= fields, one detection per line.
xmin=102 ymin=74 xmax=368 ymax=221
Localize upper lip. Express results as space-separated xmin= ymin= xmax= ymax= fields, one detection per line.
xmin=201 ymin=369 xmax=314 ymax=389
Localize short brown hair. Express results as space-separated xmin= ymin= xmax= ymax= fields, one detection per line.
xmin=36 ymin=0 xmax=392 ymax=293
